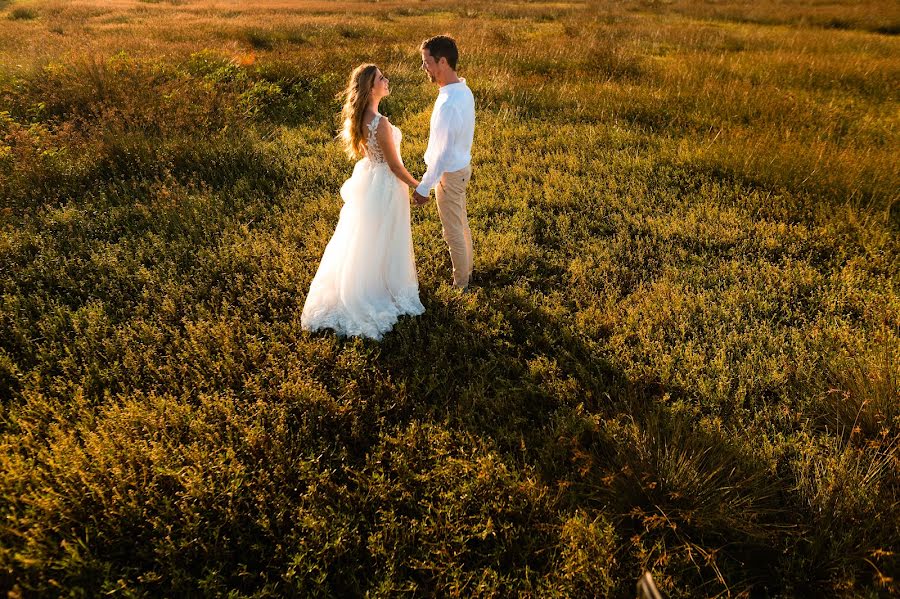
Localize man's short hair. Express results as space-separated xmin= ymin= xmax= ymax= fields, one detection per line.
xmin=420 ymin=35 xmax=459 ymax=71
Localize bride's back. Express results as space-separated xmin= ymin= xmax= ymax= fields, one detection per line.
xmin=363 ymin=113 xmax=401 ymax=165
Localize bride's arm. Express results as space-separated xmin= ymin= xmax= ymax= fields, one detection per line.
xmin=375 ymin=117 xmax=419 ymax=189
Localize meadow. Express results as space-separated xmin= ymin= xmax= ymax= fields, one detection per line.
xmin=0 ymin=0 xmax=898 ymax=596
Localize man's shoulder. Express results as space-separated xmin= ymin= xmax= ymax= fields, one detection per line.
xmin=455 ymin=80 xmax=473 ymax=95
xmin=456 ymin=82 xmax=475 ymax=106
xmin=446 ymin=84 xmax=474 ymax=107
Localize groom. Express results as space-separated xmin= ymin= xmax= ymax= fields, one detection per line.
xmin=413 ymin=35 xmax=477 ymax=291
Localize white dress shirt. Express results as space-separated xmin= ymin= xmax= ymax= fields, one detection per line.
xmin=415 ymin=79 xmax=476 ymax=198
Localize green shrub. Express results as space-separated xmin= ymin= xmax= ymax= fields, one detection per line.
xmin=8 ymin=6 xmax=36 ymax=20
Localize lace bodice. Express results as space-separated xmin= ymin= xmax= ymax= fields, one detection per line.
xmin=365 ymin=113 xmax=401 ymax=165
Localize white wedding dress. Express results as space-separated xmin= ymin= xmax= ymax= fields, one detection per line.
xmin=301 ymin=113 xmax=425 ymax=340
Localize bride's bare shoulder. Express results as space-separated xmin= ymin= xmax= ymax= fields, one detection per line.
xmin=362 ymin=110 xmax=381 ymax=130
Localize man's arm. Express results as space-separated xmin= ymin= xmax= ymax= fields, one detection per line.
xmin=414 ymin=104 xmax=459 ymax=201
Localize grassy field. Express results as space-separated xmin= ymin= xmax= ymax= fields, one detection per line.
xmin=1 ymin=0 xmax=898 ymax=596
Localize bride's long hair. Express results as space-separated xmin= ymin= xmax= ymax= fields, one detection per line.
xmin=338 ymin=63 xmax=379 ymax=159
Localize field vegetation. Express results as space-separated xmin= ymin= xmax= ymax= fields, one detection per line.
xmin=0 ymin=0 xmax=898 ymax=596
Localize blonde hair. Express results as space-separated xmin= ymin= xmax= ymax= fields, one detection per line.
xmin=338 ymin=63 xmax=379 ymax=159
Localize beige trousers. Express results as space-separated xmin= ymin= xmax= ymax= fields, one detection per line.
xmin=435 ymin=165 xmax=473 ymax=288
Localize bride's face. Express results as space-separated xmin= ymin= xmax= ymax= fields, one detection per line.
xmin=373 ymin=69 xmax=390 ymax=99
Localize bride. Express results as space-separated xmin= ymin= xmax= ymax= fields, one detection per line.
xmin=301 ymin=64 xmax=425 ymax=340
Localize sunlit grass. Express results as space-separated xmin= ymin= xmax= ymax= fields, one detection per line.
xmin=1 ymin=0 xmax=898 ymax=596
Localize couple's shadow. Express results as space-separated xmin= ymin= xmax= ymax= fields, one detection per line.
xmin=305 ymin=259 xmax=784 ymax=594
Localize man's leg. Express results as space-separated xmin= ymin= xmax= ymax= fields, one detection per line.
xmin=462 ymin=169 xmax=473 ymax=282
xmin=435 ymin=166 xmax=472 ymax=289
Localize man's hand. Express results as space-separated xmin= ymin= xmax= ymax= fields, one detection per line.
xmin=412 ymin=191 xmax=430 ymax=206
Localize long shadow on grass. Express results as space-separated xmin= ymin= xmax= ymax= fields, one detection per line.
xmin=347 ymin=271 xmax=791 ymax=595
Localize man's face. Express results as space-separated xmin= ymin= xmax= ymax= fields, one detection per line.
xmin=420 ymin=49 xmax=438 ymax=83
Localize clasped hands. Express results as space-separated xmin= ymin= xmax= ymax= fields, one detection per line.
xmin=411 ymin=189 xmax=430 ymax=206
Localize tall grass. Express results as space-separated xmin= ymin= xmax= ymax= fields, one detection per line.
xmin=1 ymin=0 xmax=898 ymax=596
